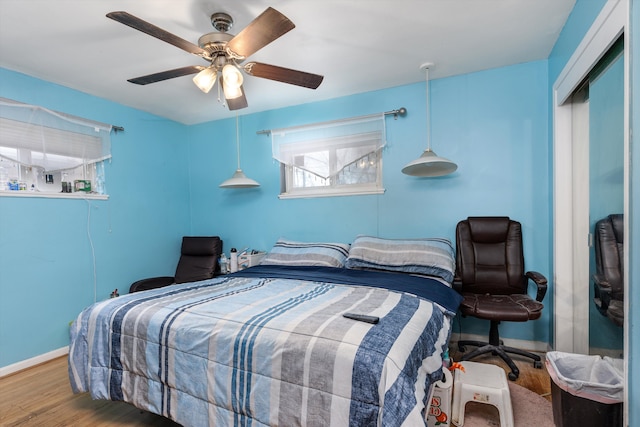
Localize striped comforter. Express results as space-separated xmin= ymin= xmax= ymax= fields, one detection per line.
xmin=69 ymin=266 xmax=461 ymax=427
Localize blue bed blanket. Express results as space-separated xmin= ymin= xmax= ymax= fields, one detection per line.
xmin=69 ymin=266 xmax=461 ymax=427
xmin=232 ymin=265 xmax=461 ymax=313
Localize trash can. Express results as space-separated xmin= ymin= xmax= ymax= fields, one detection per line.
xmin=546 ymin=351 xmax=623 ymax=427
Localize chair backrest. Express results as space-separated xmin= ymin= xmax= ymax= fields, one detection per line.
xmin=594 ymin=214 xmax=624 ymax=299
xmin=456 ymin=217 xmax=526 ymax=295
xmin=174 ymin=236 xmax=222 ymax=284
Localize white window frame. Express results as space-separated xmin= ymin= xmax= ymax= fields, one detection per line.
xmin=278 ymin=132 xmax=385 ymax=199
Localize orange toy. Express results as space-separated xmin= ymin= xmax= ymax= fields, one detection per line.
xmin=448 ymin=361 xmax=466 ymax=373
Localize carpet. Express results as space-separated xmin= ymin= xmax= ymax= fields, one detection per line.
xmin=462 ymin=382 xmax=554 ymax=427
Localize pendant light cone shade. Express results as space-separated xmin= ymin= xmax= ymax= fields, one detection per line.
xmin=401 ymin=149 xmax=457 ymax=176
xmin=402 ymin=63 xmax=457 ymax=177
xmin=219 ymin=114 xmax=260 ymax=189
xmin=193 ymin=67 xmax=217 ymax=93
xmin=219 ymin=169 xmax=260 ymax=188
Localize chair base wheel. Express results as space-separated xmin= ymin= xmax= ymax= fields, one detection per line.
xmin=508 ymin=372 xmax=518 ymax=381
xmin=533 ymin=360 xmax=542 ymax=369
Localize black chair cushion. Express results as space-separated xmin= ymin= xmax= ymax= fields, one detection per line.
xmin=129 ymin=276 xmax=175 ymax=293
xmin=594 ymin=214 xmax=624 ymax=299
xmin=460 ymin=293 xmax=544 ymax=322
xmin=456 ymin=217 xmax=526 ymax=295
xmin=174 ymin=236 xmax=222 ymax=284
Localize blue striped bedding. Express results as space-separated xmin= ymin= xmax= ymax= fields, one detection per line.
xmin=69 ymin=266 xmax=461 ymax=427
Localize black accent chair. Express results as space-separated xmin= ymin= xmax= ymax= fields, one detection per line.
xmin=454 ymin=217 xmax=548 ymax=381
xmin=129 ymin=236 xmax=222 ymax=293
xmin=593 ymin=214 xmax=624 ymax=327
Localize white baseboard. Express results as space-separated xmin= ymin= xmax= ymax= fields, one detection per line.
xmin=449 ymin=333 xmax=551 ymax=355
xmin=0 ymin=346 xmax=69 ymax=378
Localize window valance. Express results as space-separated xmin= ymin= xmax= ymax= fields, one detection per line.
xmin=270 ymin=114 xmax=386 ymax=179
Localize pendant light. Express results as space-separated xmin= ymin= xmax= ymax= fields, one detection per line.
xmin=219 ymin=114 xmax=260 ymax=188
xmin=402 ymin=63 xmax=457 ymax=177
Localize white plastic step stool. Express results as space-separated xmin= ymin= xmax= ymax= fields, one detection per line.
xmin=451 ymin=361 xmax=514 ymax=427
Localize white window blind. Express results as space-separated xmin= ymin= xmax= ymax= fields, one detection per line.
xmin=0 ymin=99 xmax=112 ymax=173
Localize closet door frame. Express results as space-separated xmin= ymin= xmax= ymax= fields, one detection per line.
xmin=552 ymin=0 xmax=629 ymax=415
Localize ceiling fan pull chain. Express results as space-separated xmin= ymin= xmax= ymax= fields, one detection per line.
xmin=216 ymin=77 xmax=225 ymax=107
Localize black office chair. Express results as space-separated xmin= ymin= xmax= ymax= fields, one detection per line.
xmin=129 ymin=236 xmax=222 ymax=293
xmin=593 ymin=214 xmax=624 ymax=327
xmin=454 ymin=217 xmax=547 ymax=381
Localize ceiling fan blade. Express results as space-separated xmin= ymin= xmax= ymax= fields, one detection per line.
xmin=107 ymin=11 xmax=209 ymax=58
xmin=244 ymin=62 xmax=323 ymax=89
xmin=226 ymin=7 xmax=295 ymax=59
xmin=128 ymin=66 xmax=205 ymax=85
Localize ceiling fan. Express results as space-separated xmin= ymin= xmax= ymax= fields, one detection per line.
xmin=106 ymin=7 xmax=324 ymax=110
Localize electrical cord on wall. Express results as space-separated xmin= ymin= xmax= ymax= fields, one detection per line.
xmin=376 ymin=192 xmax=380 ymax=237
xmin=85 ymin=198 xmax=98 ymax=303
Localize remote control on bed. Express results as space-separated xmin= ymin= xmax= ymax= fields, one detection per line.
xmin=342 ymin=312 xmax=380 ymax=324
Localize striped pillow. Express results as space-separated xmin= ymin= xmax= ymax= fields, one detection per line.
xmin=260 ymin=239 xmax=351 ymax=268
xmin=344 ymin=235 xmax=455 ymax=282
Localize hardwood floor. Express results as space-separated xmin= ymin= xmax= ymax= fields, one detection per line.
xmin=0 ymin=348 xmax=551 ymax=426
xmin=0 ymin=356 xmax=179 ymax=427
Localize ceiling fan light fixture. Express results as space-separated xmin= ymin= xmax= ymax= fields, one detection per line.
xmin=193 ymin=67 xmax=217 ymax=93
xmin=222 ymin=64 xmax=243 ymax=89
xmin=223 ymin=82 xmax=243 ymax=100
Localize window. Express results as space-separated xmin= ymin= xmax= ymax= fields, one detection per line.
xmin=0 ymin=99 xmax=113 ymax=197
xmin=272 ymin=114 xmax=386 ymax=199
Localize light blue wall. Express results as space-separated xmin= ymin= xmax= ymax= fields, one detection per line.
xmin=0 ymin=69 xmax=193 ymax=367
xmin=188 ymin=60 xmax=551 ymax=344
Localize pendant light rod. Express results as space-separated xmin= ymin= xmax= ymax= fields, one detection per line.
xmin=421 ymin=62 xmax=433 ymax=151
xmin=235 ymin=113 xmax=241 ymax=169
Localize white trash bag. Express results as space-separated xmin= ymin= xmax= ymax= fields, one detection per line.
xmin=545 ymin=351 xmax=624 ymax=404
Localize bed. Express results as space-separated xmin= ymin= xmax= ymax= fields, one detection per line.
xmin=69 ymin=237 xmax=462 ymax=427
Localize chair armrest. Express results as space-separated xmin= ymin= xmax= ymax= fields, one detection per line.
xmin=592 ymin=273 xmax=612 ymax=309
xmin=129 ymin=276 xmax=175 ymax=293
xmin=526 ymin=271 xmax=547 ymax=302
xmin=592 ymin=273 xmax=612 ymax=289
xmin=453 ymin=275 xmax=463 ymax=293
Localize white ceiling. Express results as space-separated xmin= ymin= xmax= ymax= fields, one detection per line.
xmin=0 ymin=0 xmax=575 ymax=125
